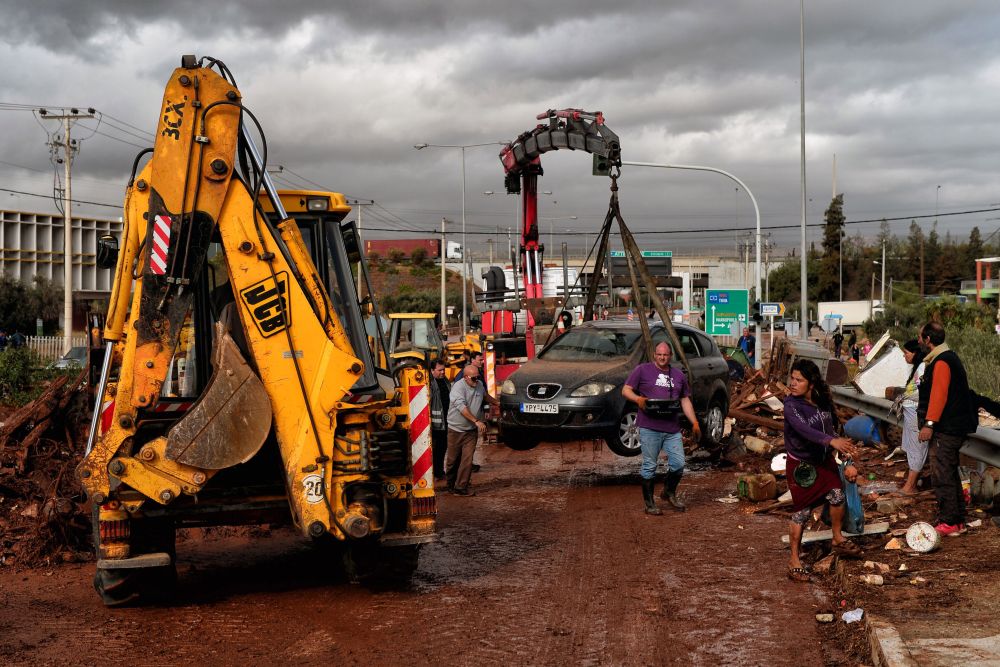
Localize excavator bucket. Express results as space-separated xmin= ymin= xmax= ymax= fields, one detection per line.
xmin=165 ymin=323 xmax=272 ymax=469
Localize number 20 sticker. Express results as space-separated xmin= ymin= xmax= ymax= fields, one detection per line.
xmin=302 ymin=474 xmax=324 ymax=504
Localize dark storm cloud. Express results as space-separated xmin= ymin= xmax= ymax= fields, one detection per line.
xmin=2 ymin=1 xmax=1000 ymax=253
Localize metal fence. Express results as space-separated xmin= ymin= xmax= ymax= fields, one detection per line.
xmin=832 ymin=385 xmax=1000 ymax=468
xmin=25 ymin=335 xmax=88 ymax=362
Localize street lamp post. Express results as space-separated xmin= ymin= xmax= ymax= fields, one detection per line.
xmin=621 ymin=160 xmax=763 ymax=368
xmin=541 ymin=215 xmax=578 ymax=252
xmin=415 ymin=141 xmax=506 ymax=334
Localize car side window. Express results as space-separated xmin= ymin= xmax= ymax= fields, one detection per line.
xmin=679 ymin=333 xmax=700 ymax=358
xmin=694 ymin=332 xmax=716 ymax=357
xmin=650 ymin=330 xmax=700 ymax=358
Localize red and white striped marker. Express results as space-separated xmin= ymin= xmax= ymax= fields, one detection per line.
xmin=152 ymin=401 xmax=193 ymax=413
xmin=100 ymin=399 xmax=115 ymax=434
xmin=408 ymin=384 xmax=433 ymax=488
xmin=149 ymin=214 xmax=172 ymax=275
xmin=485 ymin=350 xmax=496 ymax=398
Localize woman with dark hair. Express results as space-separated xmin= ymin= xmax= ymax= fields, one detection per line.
xmin=899 ymin=339 xmax=927 ymax=495
xmin=784 ymin=359 xmax=862 ymax=581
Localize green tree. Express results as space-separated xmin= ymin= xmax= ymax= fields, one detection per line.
xmin=932 ymin=232 xmax=961 ymax=293
xmin=924 ymin=223 xmax=942 ymax=293
xmin=817 ymin=194 xmax=844 ymax=301
xmin=767 ymin=250 xmax=819 ymax=313
xmin=904 ymin=221 xmax=925 ymax=291
xmin=965 ymin=226 xmax=984 ymax=278
xmin=0 ymin=275 xmax=63 ymax=335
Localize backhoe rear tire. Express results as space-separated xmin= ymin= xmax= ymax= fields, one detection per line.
xmin=92 ymin=508 xmax=177 ymax=607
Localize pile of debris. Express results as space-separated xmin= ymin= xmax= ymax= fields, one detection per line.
xmin=0 ymin=370 xmax=93 ymax=568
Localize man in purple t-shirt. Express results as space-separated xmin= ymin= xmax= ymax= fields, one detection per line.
xmin=622 ymin=342 xmax=700 ymax=515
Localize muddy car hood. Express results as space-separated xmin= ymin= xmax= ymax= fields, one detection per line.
xmin=508 ymin=358 xmax=632 ymax=389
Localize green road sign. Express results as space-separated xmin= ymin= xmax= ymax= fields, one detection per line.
xmin=608 ymin=250 xmax=673 ymax=257
xmin=705 ymin=289 xmax=749 ymax=336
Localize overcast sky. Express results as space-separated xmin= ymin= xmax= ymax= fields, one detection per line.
xmin=2 ymin=1 xmax=999 ymax=260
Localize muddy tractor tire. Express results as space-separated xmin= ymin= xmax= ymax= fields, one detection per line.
xmin=92 ymin=509 xmax=177 ymax=607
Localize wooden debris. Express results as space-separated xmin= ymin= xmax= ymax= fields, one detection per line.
xmin=0 ymin=370 xmax=92 ymax=568
xmin=781 ymin=521 xmax=891 ymax=544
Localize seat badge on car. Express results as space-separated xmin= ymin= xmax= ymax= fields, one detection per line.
xmin=538 ymin=387 xmax=546 ymax=395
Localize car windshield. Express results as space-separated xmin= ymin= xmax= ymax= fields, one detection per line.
xmin=541 ymin=329 xmax=641 ymax=361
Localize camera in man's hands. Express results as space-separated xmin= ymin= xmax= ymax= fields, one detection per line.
xmin=642 ymin=398 xmax=682 ymax=419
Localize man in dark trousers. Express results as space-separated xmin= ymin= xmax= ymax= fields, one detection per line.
xmin=428 ymin=358 xmax=451 ymax=481
xmin=446 ymin=365 xmax=498 ymax=496
xmin=917 ymin=322 xmax=979 ymax=537
xmin=737 ymin=326 xmax=756 ymax=367
xmin=832 ymin=329 xmax=844 ymax=359
xmin=622 ymin=342 xmax=701 ymax=515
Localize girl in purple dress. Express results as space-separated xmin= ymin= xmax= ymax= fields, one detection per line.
xmin=784 ymin=359 xmax=862 ymax=582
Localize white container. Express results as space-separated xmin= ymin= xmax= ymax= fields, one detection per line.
xmin=905 ymin=521 xmax=941 ymax=553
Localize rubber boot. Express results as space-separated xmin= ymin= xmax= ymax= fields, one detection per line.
xmin=661 ymin=470 xmax=687 ymax=512
xmin=642 ymin=479 xmax=662 ymax=515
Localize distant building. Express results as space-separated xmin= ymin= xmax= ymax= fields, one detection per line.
xmin=1 ymin=208 xmax=122 ymax=330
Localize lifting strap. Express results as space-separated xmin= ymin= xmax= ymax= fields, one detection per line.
xmin=583 ymin=172 xmax=692 ymax=377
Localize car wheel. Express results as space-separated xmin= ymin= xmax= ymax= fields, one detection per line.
xmin=700 ymin=398 xmax=727 ymax=446
xmin=606 ymin=409 xmax=642 ymax=457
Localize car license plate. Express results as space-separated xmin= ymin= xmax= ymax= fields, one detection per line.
xmin=521 ymin=402 xmax=559 ymax=414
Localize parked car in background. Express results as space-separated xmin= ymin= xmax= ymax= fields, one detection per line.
xmin=50 ymin=346 xmax=88 ymax=369
xmin=498 ymin=320 xmax=730 ymax=456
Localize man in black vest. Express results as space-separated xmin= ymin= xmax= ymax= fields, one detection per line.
xmin=917 ymin=322 xmax=978 ymax=537
xmin=428 ymin=358 xmax=451 ymax=481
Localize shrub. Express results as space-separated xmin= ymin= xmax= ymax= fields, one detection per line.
xmin=410 ymin=247 xmax=429 ymax=267
xmin=387 ymin=248 xmax=406 ymax=264
xmin=0 ymin=348 xmax=37 ymax=404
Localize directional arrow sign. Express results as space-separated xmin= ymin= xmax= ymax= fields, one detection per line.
xmin=760 ymin=302 xmax=786 ymax=317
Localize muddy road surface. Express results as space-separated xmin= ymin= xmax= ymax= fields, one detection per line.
xmin=1 ymin=442 xmax=843 ymax=666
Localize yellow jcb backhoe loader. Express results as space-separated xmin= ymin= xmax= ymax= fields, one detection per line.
xmin=78 ymin=55 xmax=436 ymax=606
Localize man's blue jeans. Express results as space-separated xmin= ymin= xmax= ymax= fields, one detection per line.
xmin=639 ymin=427 xmax=685 ymax=480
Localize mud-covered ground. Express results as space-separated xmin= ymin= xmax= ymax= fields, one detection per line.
xmin=1 ymin=442 xmax=855 ymax=666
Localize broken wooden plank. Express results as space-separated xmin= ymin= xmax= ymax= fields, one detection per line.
xmin=729 ymin=407 xmax=783 ymax=431
xmin=781 ymin=521 xmax=891 ymax=544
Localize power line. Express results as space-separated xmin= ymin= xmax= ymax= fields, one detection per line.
xmin=75 ymin=122 xmax=149 ymax=149
xmin=0 ymin=187 xmax=122 ymax=210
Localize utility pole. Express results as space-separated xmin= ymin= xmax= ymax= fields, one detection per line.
xmin=764 ymin=235 xmax=773 ymax=301
xmin=440 ymin=218 xmax=448 ymax=330
xmin=43 ymin=108 xmax=94 ymax=352
xmin=348 ymin=199 xmax=373 ymax=300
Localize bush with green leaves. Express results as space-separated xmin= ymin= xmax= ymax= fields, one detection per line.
xmin=0 ymin=347 xmax=37 ymax=404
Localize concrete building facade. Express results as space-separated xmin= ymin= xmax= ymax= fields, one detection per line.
xmin=0 ymin=208 xmax=121 ymax=297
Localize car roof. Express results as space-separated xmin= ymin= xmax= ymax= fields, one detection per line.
xmin=572 ymin=319 xmax=699 ymax=335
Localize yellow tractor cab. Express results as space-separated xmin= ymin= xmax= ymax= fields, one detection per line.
xmin=386 ymin=313 xmax=479 ymax=381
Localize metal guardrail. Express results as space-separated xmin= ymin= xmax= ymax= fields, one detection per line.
xmin=832 ymin=385 xmax=1000 ymax=468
